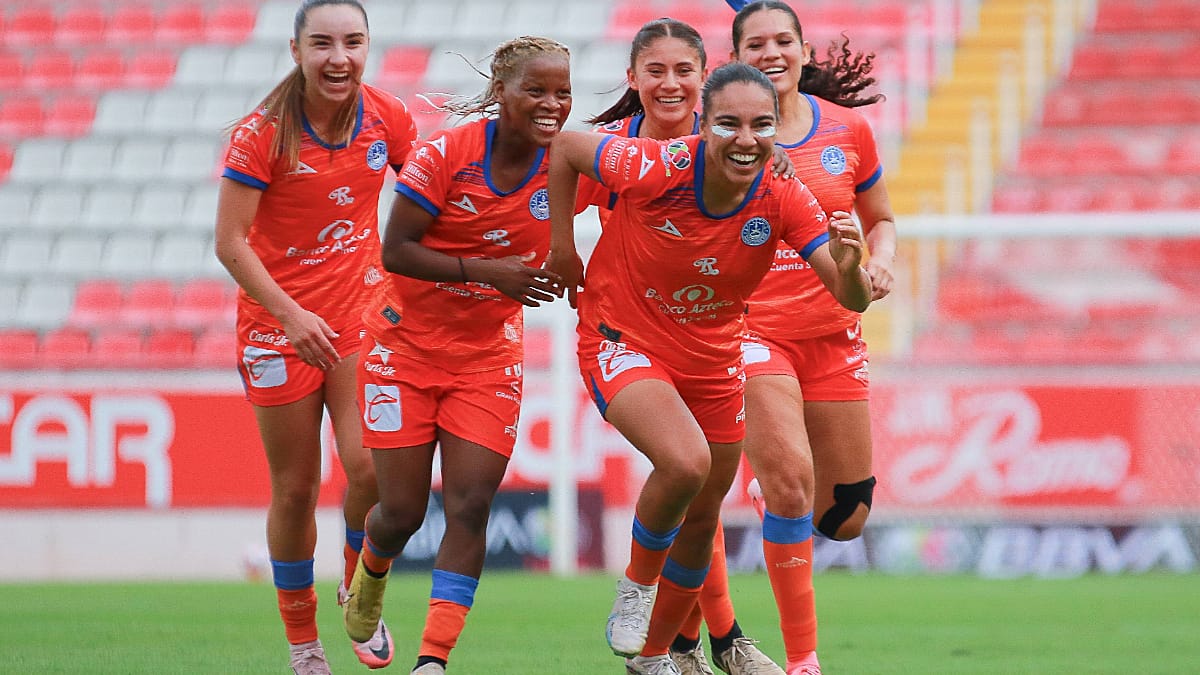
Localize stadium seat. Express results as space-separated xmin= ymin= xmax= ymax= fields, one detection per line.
xmin=182 ymin=186 xmax=219 ymax=231
xmin=454 ymin=2 xmax=509 ymax=40
xmin=224 ymin=45 xmax=286 ymax=88
xmin=0 ymin=282 xmax=21 ymax=326
xmin=30 ymin=188 xmax=86 ymax=230
xmin=152 ymin=233 xmax=211 ymax=277
xmin=143 ymin=327 xmax=197 ymax=369
xmin=205 ymin=4 xmax=257 ymax=44
xmin=62 ymin=139 xmax=118 ymax=183
xmin=0 ymin=144 xmax=12 ymax=183
xmin=5 ymin=7 xmax=57 ymax=49
xmin=56 ymin=5 xmax=108 ymax=46
xmin=195 ymin=92 xmax=253 ymax=134
xmin=108 ymin=4 xmax=157 ymax=43
xmin=175 ymin=278 xmax=235 ymax=330
xmin=144 ymin=91 xmax=201 ymax=134
xmin=163 ymin=138 xmax=220 ymax=182
xmin=24 ymin=51 xmax=76 ymax=90
xmin=132 ymin=186 xmax=188 ymax=230
xmin=126 ymin=51 xmax=176 ymax=89
xmin=1 ymin=234 xmax=53 ymax=276
xmin=0 ymin=53 xmax=24 ymax=91
xmin=93 ymin=91 xmax=150 ymax=134
xmin=91 ymin=328 xmax=145 ymax=369
xmin=0 ymin=187 xmax=33 ymax=230
xmin=0 ymin=97 xmax=46 ymax=138
xmin=70 ymin=279 xmax=125 ymax=329
xmin=51 ymin=233 xmax=107 ymax=277
xmin=15 ymin=280 xmax=73 ymax=329
xmin=121 ymin=279 xmax=176 ymax=328
xmin=9 ymin=139 xmax=67 ymax=183
xmin=76 ymin=50 xmax=127 ymax=90
xmin=377 ymin=46 xmax=430 ymax=91
xmin=38 ymin=327 xmax=92 ymax=370
xmin=112 ymin=139 xmax=167 ymax=182
xmin=157 ymin=3 xmax=207 ymax=44
xmin=398 ymin=4 xmax=459 ymax=42
xmin=0 ymin=328 xmax=39 ymax=369
xmin=101 ymin=233 xmax=157 ymax=277
xmin=193 ymin=327 xmax=235 ymax=369
xmin=80 ymin=186 xmax=138 ymax=231
xmin=43 ymin=94 xmax=97 ymax=139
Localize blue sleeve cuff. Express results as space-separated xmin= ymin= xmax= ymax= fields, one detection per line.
xmin=222 ymin=167 xmax=268 ymax=190
xmin=395 ymin=183 xmax=439 ymax=217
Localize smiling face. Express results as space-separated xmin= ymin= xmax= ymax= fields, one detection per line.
xmin=733 ymin=8 xmax=812 ymax=98
xmin=702 ymin=80 xmax=778 ymax=187
xmin=629 ymin=36 xmax=705 ymax=135
xmin=291 ymin=3 xmax=368 ymax=109
xmin=496 ymin=53 xmax=573 ymax=147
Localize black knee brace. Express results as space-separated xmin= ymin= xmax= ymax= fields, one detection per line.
xmin=815 ymin=475 xmax=876 ymax=539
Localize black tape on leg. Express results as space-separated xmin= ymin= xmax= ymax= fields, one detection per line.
xmin=815 ymin=475 xmax=877 ymax=540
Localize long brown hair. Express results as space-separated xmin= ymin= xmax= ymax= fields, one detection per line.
xmin=732 ymin=0 xmax=882 ymax=108
xmin=437 ymin=36 xmax=570 ymax=119
xmin=586 ymin=18 xmax=707 ymax=126
xmin=229 ymin=0 xmax=369 ymax=169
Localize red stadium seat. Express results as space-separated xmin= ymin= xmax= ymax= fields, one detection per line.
xmin=38 ymin=327 xmax=92 ymax=370
xmin=990 ymin=182 xmax=1043 ymax=213
xmin=121 ymin=279 xmax=176 ymax=329
xmin=6 ymin=7 xmax=57 ymax=49
xmin=76 ymin=50 xmax=127 ymax=90
xmin=0 ymin=329 xmax=39 ymax=369
xmin=70 ymin=279 xmax=124 ymax=329
xmin=143 ymin=328 xmax=196 ymax=369
xmin=0 ymin=53 xmax=24 ymax=91
xmin=126 ymin=51 xmax=176 ymax=89
xmin=43 ymin=94 xmax=96 ymax=138
xmin=25 ymin=51 xmax=76 ymax=90
xmin=377 ymin=46 xmax=431 ymax=90
xmin=0 ymin=143 xmax=12 ymax=181
xmin=157 ymin=3 xmax=206 ymax=44
xmin=205 ymin=4 xmax=257 ymax=44
xmin=0 ymin=97 xmax=46 ymax=138
xmin=193 ymin=327 xmax=235 ymax=369
xmin=607 ymin=3 xmax=663 ymax=39
xmin=56 ymin=5 xmax=108 ymax=46
xmin=108 ymin=4 xmax=157 ymax=43
xmin=174 ymin=278 xmax=235 ymax=329
xmin=91 ymin=328 xmax=145 ymax=369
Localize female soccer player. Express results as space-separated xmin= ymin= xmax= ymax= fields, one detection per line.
xmin=340 ymin=36 xmax=571 ymax=675
xmin=585 ymin=17 xmax=786 ymax=675
xmin=214 ymin=1 xmax=416 ymax=672
xmin=681 ymin=3 xmax=899 ymax=674
xmin=545 ymin=61 xmax=873 ymax=675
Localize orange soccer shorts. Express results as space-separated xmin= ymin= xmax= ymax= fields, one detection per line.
xmin=578 ymin=332 xmax=746 ymax=445
xmin=742 ymin=321 xmax=870 ymax=401
xmin=237 ymin=325 xmax=365 ymax=407
xmin=357 ymin=338 xmax=523 ymax=458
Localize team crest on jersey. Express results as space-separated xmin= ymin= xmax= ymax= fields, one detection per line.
xmin=366 ymin=140 xmax=388 ymax=170
xmin=529 ymin=188 xmax=550 ymax=220
xmin=821 ymin=146 xmax=847 ymax=175
xmin=664 ymin=140 xmax=692 ymax=170
xmin=740 ymin=217 xmax=771 ymax=246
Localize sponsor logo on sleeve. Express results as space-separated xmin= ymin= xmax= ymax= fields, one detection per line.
xmin=665 ymin=141 xmax=692 ymax=170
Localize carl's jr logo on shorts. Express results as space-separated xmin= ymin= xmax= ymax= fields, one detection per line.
xmin=242 ymin=346 xmax=287 ymax=388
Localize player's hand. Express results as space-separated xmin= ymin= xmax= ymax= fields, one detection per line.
xmin=769 ymin=145 xmax=795 ymax=179
xmin=280 ymin=309 xmax=341 ymax=370
xmin=544 ymin=247 xmax=585 ymax=309
xmin=865 ymin=253 xmax=895 ymax=301
xmin=826 ymin=210 xmax=865 ymax=275
xmin=478 ymin=252 xmax=563 ymax=307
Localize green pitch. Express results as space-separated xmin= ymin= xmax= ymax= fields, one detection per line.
xmin=1 ymin=572 xmax=1195 ymax=673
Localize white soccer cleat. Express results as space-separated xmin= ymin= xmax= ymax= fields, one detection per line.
xmin=670 ymin=642 xmax=716 ymax=674
xmin=606 ymin=576 xmax=658 ymax=657
xmin=713 ymin=637 xmax=785 ymax=675
xmin=627 ymin=654 xmax=685 ymax=674
xmin=288 ymin=639 xmax=332 ymax=675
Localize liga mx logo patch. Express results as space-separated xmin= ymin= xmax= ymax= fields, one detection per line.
xmin=366 ymin=140 xmax=388 ymax=170
xmin=529 ymin=188 xmax=550 ymax=220
xmin=821 ymin=146 xmax=847 ymax=175
xmin=740 ymin=217 xmax=771 ymax=246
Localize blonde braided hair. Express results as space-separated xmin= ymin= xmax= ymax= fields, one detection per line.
xmin=435 ymin=36 xmax=570 ymax=118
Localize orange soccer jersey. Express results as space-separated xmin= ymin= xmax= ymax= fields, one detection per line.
xmin=578 ymin=134 xmax=830 ymax=372
xmin=579 ymin=112 xmax=702 ymax=217
xmin=221 ymin=84 xmax=418 ymax=338
xmin=746 ymin=94 xmax=883 ymax=340
xmin=363 ymin=118 xmax=553 ymax=372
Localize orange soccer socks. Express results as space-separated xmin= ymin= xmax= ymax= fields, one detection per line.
xmin=762 ymin=510 xmax=817 ymax=663
xmin=416 ymin=569 xmax=479 ymax=668
xmin=626 ymin=514 xmax=681 ymax=586
xmin=642 ymin=557 xmax=709 ymax=655
xmin=272 ymin=558 xmax=319 ymax=645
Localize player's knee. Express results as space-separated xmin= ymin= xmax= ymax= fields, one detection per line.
xmin=815 ymin=476 xmax=876 ymax=540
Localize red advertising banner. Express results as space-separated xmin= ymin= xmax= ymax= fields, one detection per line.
xmin=2 ymin=380 xmax=1198 ymax=511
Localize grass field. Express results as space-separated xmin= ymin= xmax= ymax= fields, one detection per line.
xmin=2 ymin=571 xmax=1196 ymax=674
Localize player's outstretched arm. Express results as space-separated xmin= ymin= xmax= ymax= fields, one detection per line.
xmin=546 ymin=131 xmax=606 ymax=308
xmin=809 ymin=210 xmax=873 ymax=312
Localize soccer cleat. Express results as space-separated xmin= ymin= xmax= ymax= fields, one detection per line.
xmin=606 ymin=576 xmax=658 ymax=657
xmin=670 ymin=642 xmax=716 ymax=674
xmin=785 ymin=651 xmax=822 ymax=675
xmin=713 ymin=637 xmax=785 ymax=675
xmin=289 ymin=639 xmax=332 ymax=675
xmin=411 ymin=663 xmax=446 ymax=674
xmin=339 ymin=580 xmax=394 ymax=669
xmin=343 ymin=556 xmax=390 ymax=643
xmin=747 ymin=478 xmax=766 ymax=521
xmin=626 ymin=654 xmax=685 ymax=674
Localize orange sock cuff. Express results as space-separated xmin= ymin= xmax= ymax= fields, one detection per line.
xmin=342 ymin=542 xmax=359 ymax=590
xmin=643 ymin=575 xmax=703 ymax=656
xmin=698 ymin=526 xmax=736 ymax=638
xmin=419 ymin=598 xmax=470 ymax=662
xmin=763 ymin=537 xmax=817 ymax=660
xmin=276 ymin=587 xmax=319 ymax=645
xmin=625 ymin=515 xmax=680 ymax=586
xmin=361 ymin=534 xmax=397 ymax=577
